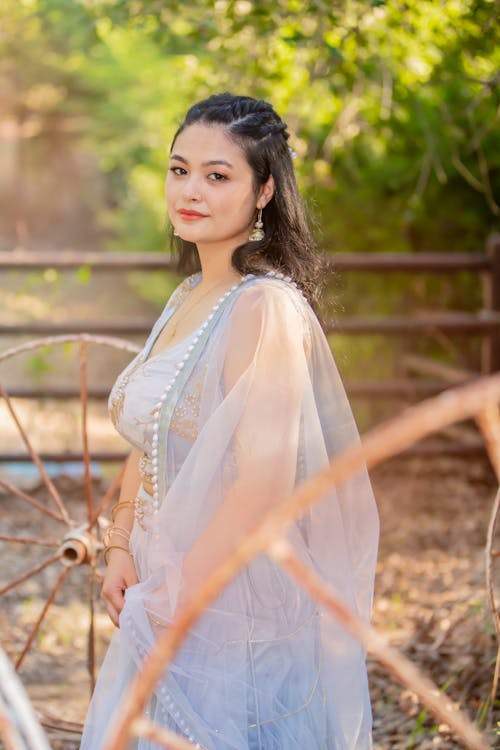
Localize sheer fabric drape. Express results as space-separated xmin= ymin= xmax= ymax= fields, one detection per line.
xmin=81 ymin=276 xmax=379 ymax=750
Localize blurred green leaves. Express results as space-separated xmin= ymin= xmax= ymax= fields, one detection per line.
xmin=1 ymin=0 xmax=497 ymax=256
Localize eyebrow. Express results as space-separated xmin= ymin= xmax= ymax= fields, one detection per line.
xmin=170 ymin=154 xmax=234 ymax=169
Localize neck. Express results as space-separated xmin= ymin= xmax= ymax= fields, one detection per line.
xmin=196 ymin=241 xmax=244 ymax=286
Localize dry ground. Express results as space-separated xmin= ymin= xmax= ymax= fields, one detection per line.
xmin=0 ymin=455 xmax=499 ymax=749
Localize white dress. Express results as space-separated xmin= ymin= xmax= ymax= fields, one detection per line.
xmin=80 ymin=273 xmax=379 ymax=750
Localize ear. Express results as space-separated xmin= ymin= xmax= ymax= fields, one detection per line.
xmin=256 ymin=175 xmax=275 ymax=209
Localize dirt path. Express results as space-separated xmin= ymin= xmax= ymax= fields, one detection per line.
xmin=0 ymin=455 xmax=498 ymax=749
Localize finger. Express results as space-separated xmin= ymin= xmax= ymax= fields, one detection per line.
xmin=101 ymin=584 xmax=125 ymax=612
xmin=106 ymin=602 xmax=120 ymax=628
xmin=107 ymin=586 xmax=126 ymax=614
xmin=125 ymin=572 xmax=139 ymax=588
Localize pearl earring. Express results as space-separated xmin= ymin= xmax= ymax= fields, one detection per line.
xmin=249 ymin=208 xmax=265 ymax=242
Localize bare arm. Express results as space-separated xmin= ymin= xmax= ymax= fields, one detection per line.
xmin=101 ymin=447 xmax=142 ymax=626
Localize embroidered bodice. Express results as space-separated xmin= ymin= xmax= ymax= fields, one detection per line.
xmin=107 ymin=273 xmax=206 ymax=469
xmin=108 ymin=332 xmax=202 ymax=454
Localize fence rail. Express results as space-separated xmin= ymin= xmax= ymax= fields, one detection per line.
xmin=2 ymin=312 xmax=499 ymax=337
xmin=0 ymin=249 xmax=492 ymax=272
xmin=1 ymin=235 xmax=499 ymax=460
xmin=2 ymin=379 xmax=457 ymax=400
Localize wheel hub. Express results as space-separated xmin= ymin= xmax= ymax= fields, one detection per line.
xmin=58 ymin=525 xmax=98 ymax=567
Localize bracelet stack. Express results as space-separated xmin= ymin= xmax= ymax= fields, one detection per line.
xmin=110 ymin=500 xmax=135 ymax=522
xmin=103 ymin=500 xmax=135 ymax=564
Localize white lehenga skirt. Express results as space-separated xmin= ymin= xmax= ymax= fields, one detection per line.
xmin=81 ymin=482 xmax=372 ymax=750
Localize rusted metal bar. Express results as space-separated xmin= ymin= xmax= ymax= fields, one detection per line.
xmin=0 ymin=334 xmax=140 ymax=364
xmin=0 ymin=249 xmax=489 ymax=272
xmin=88 ymin=564 xmax=96 ymax=693
xmin=15 ymin=566 xmax=70 ymax=670
xmin=0 ymin=250 xmax=177 ymax=271
xmin=79 ymin=340 xmax=94 ymax=523
xmin=485 ymin=488 xmax=500 ymax=709
xmin=271 ymin=540 xmax=488 ymax=750
xmin=0 ymin=451 xmax=127 ymax=462
xmin=2 ymin=311 xmax=499 ymax=337
xmin=0 ymin=321 xmax=151 ymax=335
xmin=0 ymin=479 xmax=67 ymax=523
xmin=0 ymin=379 xmax=453 ymax=400
xmin=0 ymin=386 xmax=113 ymax=399
xmin=476 ymin=403 xmax=500 ymax=481
xmin=89 ymin=464 xmax=125 ymax=528
xmin=0 ymin=441 xmax=488 ymax=465
xmin=328 ymin=252 xmax=490 ymax=272
xmin=481 ymin=233 xmax=500 ymax=372
xmin=103 ymin=374 xmax=500 ymax=750
xmin=0 ymin=534 xmax=59 ymax=548
xmin=324 ymin=311 xmax=500 ymax=335
xmin=400 ymin=354 xmax=477 ymax=384
xmin=0 ymin=386 xmax=71 ymax=525
xmin=346 ymin=380 xmax=448 ymax=397
xmin=0 ymin=552 xmax=62 ymax=597
xmin=37 ymin=713 xmax=82 ymax=734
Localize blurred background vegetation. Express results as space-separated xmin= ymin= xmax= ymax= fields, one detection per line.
xmin=0 ymin=0 xmax=499 ymax=422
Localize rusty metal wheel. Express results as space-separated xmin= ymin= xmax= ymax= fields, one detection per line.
xmin=0 ymin=645 xmax=51 ymax=750
xmin=0 ymin=334 xmax=140 ymax=739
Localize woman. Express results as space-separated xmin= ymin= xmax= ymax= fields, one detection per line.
xmin=81 ymin=93 xmax=379 ymax=750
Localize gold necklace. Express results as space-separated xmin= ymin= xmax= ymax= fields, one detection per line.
xmin=157 ymin=277 xmax=236 ymax=349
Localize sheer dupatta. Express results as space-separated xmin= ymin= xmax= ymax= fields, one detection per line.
xmin=120 ymin=277 xmax=379 ymax=750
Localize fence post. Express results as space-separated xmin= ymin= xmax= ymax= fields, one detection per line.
xmin=482 ymin=233 xmax=500 ymax=373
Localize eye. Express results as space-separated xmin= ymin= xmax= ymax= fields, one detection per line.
xmin=169 ymin=166 xmax=187 ymax=176
xmin=208 ymin=172 xmax=228 ymax=181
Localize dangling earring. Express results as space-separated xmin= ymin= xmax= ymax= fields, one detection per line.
xmin=249 ymin=208 xmax=265 ymax=241
xmin=173 ymin=227 xmax=179 ymax=237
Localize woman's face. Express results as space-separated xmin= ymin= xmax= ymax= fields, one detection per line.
xmin=165 ymin=123 xmax=270 ymax=251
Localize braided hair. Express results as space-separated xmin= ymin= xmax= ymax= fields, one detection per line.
xmin=169 ymin=93 xmax=323 ymax=305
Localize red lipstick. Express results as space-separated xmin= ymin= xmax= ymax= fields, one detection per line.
xmin=178 ymin=209 xmax=208 ymax=220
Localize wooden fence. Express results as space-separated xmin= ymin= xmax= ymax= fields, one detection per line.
xmin=0 ymin=234 xmax=499 ymax=460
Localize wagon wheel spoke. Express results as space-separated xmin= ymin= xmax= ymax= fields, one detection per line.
xmin=89 ymin=465 xmax=125 ymax=530
xmin=87 ymin=563 xmax=96 ymax=693
xmin=485 ymin=486 xmax=500 ymax=712
xmin=0 ymin=479 xmax=66 ymax=524
xmin=94 ymin=566 xmax=104 ymax=585
xmin=0 ymin=552 xmax=62 ymax=597
xmin=79 ymin=339 xmax=94 ymax=524
xmin=15 ymin=566 xmax=70 ymax=671
xmin=0 ymin=333 xmax=140 ymax=728
xmin=0 ymin=534 xmax=59 ymax=548
xmin=0 ymin=386 xmax=72 ymax=526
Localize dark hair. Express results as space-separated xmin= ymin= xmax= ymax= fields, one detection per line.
xmin=169 ymin=92 xmax=324 ymax=305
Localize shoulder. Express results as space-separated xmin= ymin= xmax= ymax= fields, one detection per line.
xmin=226 ymin=274 xmax=311 ymax=342
xmin=232 ymin=274 xmax=308 ymax=315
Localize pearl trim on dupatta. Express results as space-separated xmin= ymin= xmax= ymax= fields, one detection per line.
xmin=144 ymin=269 xmax=305 ymax=515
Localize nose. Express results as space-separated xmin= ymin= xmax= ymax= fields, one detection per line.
xmin=181 ymin=173 xmax=203 ymax=202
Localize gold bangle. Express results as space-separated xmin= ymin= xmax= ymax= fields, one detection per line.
xmin=103 ymin=528 xmax=130 ymax=547
xmin=110 ymin=500 xmax=136 ymax=522
xmin=103 ymin=524 xmax=131 ymax=541
xmin=103 ymin=544 xmax=133 ymax=565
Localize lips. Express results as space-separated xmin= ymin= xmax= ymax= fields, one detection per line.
xmin=178 ymin=209 xmax=208 ymax=219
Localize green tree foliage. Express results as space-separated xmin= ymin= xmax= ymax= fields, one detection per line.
xmin=1 ymin=0 xmax=498 ymax=398
xmin=87 ymin=0 xmax=499 ymax=253
xmin=1 ymin=0 xmax=497 ymax=254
